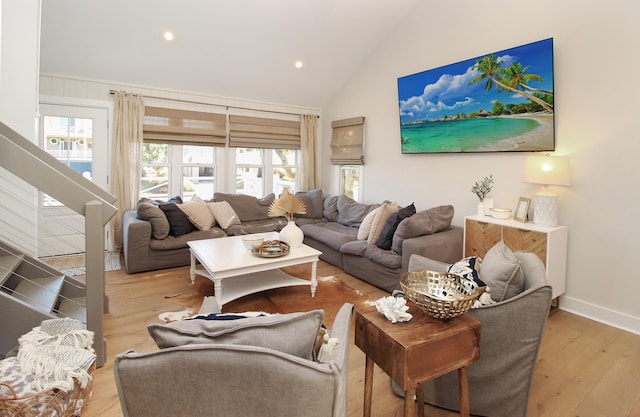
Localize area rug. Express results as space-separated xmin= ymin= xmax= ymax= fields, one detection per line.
xmin=163 ymin=274 xmax=378 ymax=324
xmin=44 ymin=251 xmax=122 ymax=277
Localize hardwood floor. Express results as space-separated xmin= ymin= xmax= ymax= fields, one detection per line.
xmin=85 ymin=261 xmax=640 ymax=417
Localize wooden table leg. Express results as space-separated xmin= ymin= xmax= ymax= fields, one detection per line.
xmin=458 ymin=366 xmax=470 ymax=417
xmin=363 ymin=355 xmax=374 ymax=417
xmin=416 ymin=383 xmax=425 ymax=417
xmin=403 ymin=389 xmax=415 ymax=417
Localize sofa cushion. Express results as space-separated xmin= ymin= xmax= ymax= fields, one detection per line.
xmin=376 ymin=203 xmax=416 ymax=250
xmin=479 ymin=241 xmax=525 ymax=302
xmin=367 ymin=202 xmax=399 ymax=245
xmin=178 ymin=195 xmax=215 ymax=231
xmin=391 ymin=205 xmax=454 ymax=255
xmin=300 ymin=222 xmax=358 ymax=251
xmin=207 ymin=201 xmax=241 ymax=229
xmin=159 ymin=200 xmax=198 ymax=237
xmin=213 ymin=192 xmax=274 ymax=222
xmin=224 ymin=218 xmax=287 ymax=236
xmin=137 ymin=200 xmax=170 ymax=240
xmin=147 ymin=309 xmax=324 ymax=360
xmin=336 ymin=195 xmax=379 ymax=227
xmin=340 ymin=240 xmax=402 ymax=270
xmin=149 ymin=228 xmax=226 ymax=251
xmin=357 ymin=206 xmax=383 ymax=240
xmin=295 ymin=189 xmax=324 ymax=219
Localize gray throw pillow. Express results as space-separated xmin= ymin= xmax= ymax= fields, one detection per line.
xmin=214 ymin=192 xmax=275 ymax=222
xmin=136 ymin=200 xmax=170 ymax=240
xmin=295 ymin=189 xmax=324 ymax=219
xmin=391 ymin=205 xmax=454 ymax=254
xmin=336 ymin=195 xmax=379 ymax=227
xmin=323 ymin=195 xmax=339 ymax=221
xmin=147 ymin=309 xmax=324 ymax=360
xmin=479 ymin=241 xmax=525 ymax=302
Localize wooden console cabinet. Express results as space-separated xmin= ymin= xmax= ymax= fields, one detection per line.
xmin=464 ymin=215 xmax=568 ymax=300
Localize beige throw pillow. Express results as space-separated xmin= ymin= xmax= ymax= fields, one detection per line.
xmin=207 ymin=201 xmax=241 ymax=230
xmin=357 ymin=205 xmax=383 ymax=240
xmin=178 ymin=196 xmax=216 ymax=230
xmin=367 ymin=202 xmax=398 ymax=245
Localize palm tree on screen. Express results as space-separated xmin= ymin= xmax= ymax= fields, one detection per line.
xmin=469 ymin=54 xmax=553 ymax=113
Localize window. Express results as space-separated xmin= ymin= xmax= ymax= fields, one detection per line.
xmin=340 ymin=165 xmax=362 ymax=202
xmin=41 ymin=115 xmax=94 ymax=206
xmin=235 ymin=148 xmax=299 ymax=198
xmin=141 ymin=143 xmax=216 ymax=201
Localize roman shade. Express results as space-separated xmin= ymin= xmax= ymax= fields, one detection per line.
xmin=143 ymin=107 xmax=227 ymax=146
xmin=330 ymin=117 xmax=365 ymax=165
xmin=229 ymin=115 xmax=301 ymax=150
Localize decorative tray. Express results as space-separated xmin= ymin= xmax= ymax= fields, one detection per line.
xmin=251 ymin=240 xmax=290 ymax=258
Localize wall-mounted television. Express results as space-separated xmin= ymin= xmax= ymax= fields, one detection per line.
xmin=398 ymin=38 xmax=554 ymax=154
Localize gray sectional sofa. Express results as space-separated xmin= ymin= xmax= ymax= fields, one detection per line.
xmin=122 ymin=190 xmax=462 ymax=293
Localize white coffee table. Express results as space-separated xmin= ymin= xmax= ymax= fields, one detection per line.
xmin=187 ymin=232 xmax=322 ymax=307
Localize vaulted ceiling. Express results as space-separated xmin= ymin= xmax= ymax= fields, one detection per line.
xmin=40 ymin=0 xmax=418 ymax=108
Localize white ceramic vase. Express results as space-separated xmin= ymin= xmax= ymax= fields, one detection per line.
xmin=477 ymin=201 xmax=485 ymax=217
xmin=279 ymin=220 xmax=304 ymax=248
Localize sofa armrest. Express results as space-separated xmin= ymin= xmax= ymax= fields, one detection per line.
xmin=122 ymin=210 xmax=152 ymax=271
xmin=401 ymin=226 xmax=463 ymax=274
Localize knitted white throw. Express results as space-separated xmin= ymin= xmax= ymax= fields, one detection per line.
xmin=17 ymin=318 xmax=95 ymax=392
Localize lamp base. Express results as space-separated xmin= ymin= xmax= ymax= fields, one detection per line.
xmin=533 ymin=192 xmax=559 ymax=227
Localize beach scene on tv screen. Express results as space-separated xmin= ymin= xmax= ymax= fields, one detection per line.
xmin=398 ymin=38 xmax=554 ymax=154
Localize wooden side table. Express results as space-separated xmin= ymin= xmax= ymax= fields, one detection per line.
xmin=354 ymin=303 xmax=480 ymax=417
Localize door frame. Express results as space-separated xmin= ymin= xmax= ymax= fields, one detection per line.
xmin=38 ymin=95 xmax=114 ymax=252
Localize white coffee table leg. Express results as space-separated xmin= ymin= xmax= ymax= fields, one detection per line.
xmin=189 ymin=251 xmax=197 ymax=285
xmin=213 ymin=278 xmax=224 ymax=307
xmin=310 ymin=260 xmax=318 ymax=297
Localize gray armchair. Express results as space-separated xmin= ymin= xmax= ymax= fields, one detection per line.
xmin=114 ymin=303 xmax=354 ymax=417
xmin=393 ymin=252 xmax=552 ymax=417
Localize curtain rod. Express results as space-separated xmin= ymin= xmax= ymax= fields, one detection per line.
xmin=109 ymin=90 xmax=319 ymax=118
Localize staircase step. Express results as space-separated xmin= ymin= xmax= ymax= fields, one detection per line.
xmin=0 ymin=254 xmax=24 ymax=286
xmin=57 ymin=296 xmax=86 ymax=323
xmin=13 ymin=275 xmax=65 ymax=315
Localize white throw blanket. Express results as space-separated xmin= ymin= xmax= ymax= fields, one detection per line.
xmin=17 ymin=318 xmax=95 ymax=392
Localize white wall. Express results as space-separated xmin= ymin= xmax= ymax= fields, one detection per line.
xmin=0 ymin=0 xmax=41 ymax=255
xmin=321 ymin=0 xmax=640 ymax=333
xmin=0 ymin=0 xmax=40 ymax=138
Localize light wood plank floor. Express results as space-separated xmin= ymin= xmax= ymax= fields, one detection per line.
xmin=85 ymin=261 xmax=640 ymax=417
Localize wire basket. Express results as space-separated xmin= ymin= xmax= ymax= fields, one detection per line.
xmin=400 ymin=270 xmax=486 ymax=320
xmin=0 ymin=360 xmax=95 ymax=417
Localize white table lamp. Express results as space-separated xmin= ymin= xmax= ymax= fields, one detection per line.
xmin=524 ymin=155 xmax=571 ymax=227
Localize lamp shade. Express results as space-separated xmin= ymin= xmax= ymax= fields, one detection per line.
xmin=524 ymin=155 xmax=571 ymax=227
xmin=524 ymin=155 xmax=571 ymax=186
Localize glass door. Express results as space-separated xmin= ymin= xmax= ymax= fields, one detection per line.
xmin=38 ymin=104 xmax=109 ymax=257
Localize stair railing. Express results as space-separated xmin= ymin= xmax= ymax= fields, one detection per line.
xmin=0 ymin=121 xmax=117 ymax=367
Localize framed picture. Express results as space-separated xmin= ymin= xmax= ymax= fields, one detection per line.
xmin=514 ymin=197 xmax=531 ymax=222
xmin=398 ymin=38 xmax=554 ymax=154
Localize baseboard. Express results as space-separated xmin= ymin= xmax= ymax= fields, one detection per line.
xmin=560 ymin=295 xmax=640 ymax=336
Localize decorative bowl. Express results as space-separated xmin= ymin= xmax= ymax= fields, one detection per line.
xmin=242 ymin=235 xmax=264 ymax=250
xmin=400 ymin=270 xmax=485 ymax=320
xmin=489 ymin=208 xmax=512 ymax=220
xmin=251 ymin=240 xmax=290 ymax=258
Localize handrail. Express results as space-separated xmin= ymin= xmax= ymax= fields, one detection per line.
xmin=0 ymin=120 xmax=116 ymax=367
xmin=0 ymin=122 xmax=117 ymax=225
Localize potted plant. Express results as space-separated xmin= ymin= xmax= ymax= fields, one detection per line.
xmin=471 ymin=175 xmax=494 ymax=216
xmin=268 ymin=188 xmax=307 ymax=247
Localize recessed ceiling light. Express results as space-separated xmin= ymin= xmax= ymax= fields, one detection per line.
xmin=164 ymin=32 xmax=174 ymax=41
xmin=295 ymin=61 xmax=303 ymax=69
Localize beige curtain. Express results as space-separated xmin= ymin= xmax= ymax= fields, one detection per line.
xmin=300 ymin=114 xmax=319 ymax=191
xmin=110 ymin=91 xmax=144 ymax=250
